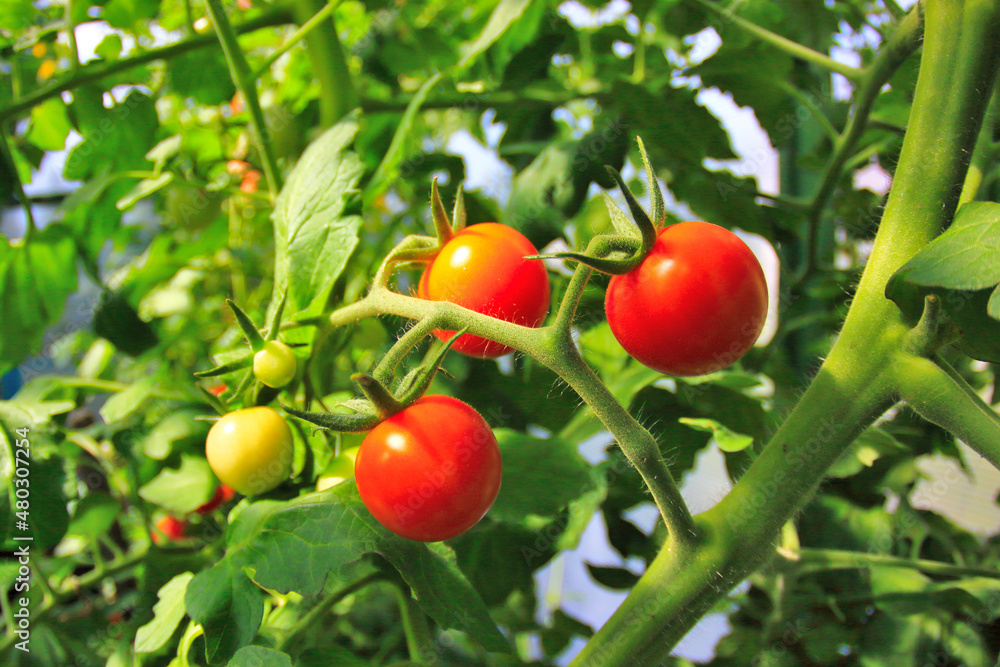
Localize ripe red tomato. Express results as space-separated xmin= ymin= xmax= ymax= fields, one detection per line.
xmin=194 ymin=484 xmax=236 ymax=514
xmin=354 ymin=395 xmax=502 ymax=542
xmin=417 ymin=223 xmax=550 ymax=358
xmin=605 ymin=221 xmax=768 ymax=377
xmin=153 ymin=515 xmax=187 ymax=544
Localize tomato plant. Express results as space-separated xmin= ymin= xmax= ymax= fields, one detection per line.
xmin=205 ymin=407 xmax=294 ymax=495
xmin=253 ymin=339 xmax=297 ymax=388
xmin=605 ymin=222 xmax=768 ymax=377
xmin=354 ymin=395 xmax=502 ymax=542
xmin=417 ymin=223 xmax=550 ymax=358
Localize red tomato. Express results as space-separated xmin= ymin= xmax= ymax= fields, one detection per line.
xmin=354 ymin=395 xmax=502 ymax=542
xmin=194 ymin=484 xmax=236 ymax=514
xmin=153 ymin=515 xmax=187 ymax=544
xmin=417 ymin=223 xmax=550 ymax=358
xmin=605 ymin=222 xmax=768 ymax=377
xmin=208 ymin=383 xmax=227 ymax=397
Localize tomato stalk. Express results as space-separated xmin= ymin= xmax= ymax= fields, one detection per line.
xmin=571 ymin=0 xmax=1000 ymax=663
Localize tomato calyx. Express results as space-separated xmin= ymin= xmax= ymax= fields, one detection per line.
xmin=529 ymin=136 xmax=664 ymax=276
xmin=282 ymin=328 xmax=466 ymax=432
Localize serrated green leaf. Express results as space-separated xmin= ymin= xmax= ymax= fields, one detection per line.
xmin=135 ymin=572 xmax=194 ymax=653
xmin=139 ymin=455 xmax=216 ymax=515
xmin=187 ymin=482 xmax=508 ymax=662
xmin=679 ymin=417 xmax=754 ymax=452
xmin=116 ymin=173 xmax=173 ymax=210
xmin=895 ymin=201 xmax=1000 ymax=291
xmin=273 ymin=115 xmax=364 ymax=317
xmin=228 ymin=646 xmax=293 ymax=667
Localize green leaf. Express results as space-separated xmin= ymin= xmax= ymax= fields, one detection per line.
xmin=298 ymin=646 xmax=369 ymax=667
xmin=678 ymin=417 xmax=754 ymax=452
xmin=168 ymin=47 xmax=236 ymax=106
xmin=134 ymin=572 xmax=194 ymax=653
xmin=186 ymin=559 xmax=265 ymax=664
xmin=139 ymin=455 xmax=216 ymax=515
xmin=228 ymin=646 xmax=293 ymax=667
xmin=460 ymin=0 xmax=533 ymax=68
xmin=0 ymin=400 xmax=74 ymax=426
xmin=102 ymin=0 xmax=161 ymax=32
xmin=25 ymin=455 xmax=69 ymax=551
xmin=452 ymin=523 xmax=554 ymax=607
xmin=99 ymin=376 xmax=156 ymax=424
xmin=95 ymin=34 xmax=123 ymax=60
xmin=142 ymin=411 xmax=211 ymax=460
xmin=66 ymin=493 xmax=120 ymax=540
xmin=26 ymin=98 xmax=72 ymax=151
xmin=613 ymin=80 xmax=736 ymax=166
xmin=490 ymin=429 xmax=596 ymax=522
xmin=0 ymin=224 xmax=78 ymax=373
xmin=187 ymin=482 xmax=508 ymax=662
xmin=116 ymin=172 xmax=173 ymax=210
xmin=586 ymin=564 xmax=641 ymax=590
xmin=273 ymin=115 xmax=364 ymax=317
xmin=64 ymin=90 xmax=159 ymax=181
xmin=92 ymin=288 xmax=159 ymax=357
xmin=894 ymin=201 xmax=1000 ymax=291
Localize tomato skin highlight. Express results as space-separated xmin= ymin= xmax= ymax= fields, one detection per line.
xmin=205 ymin=407 xmax=294 ymax=495
xmin=417 ymin=223 xmax=550 ymax=358
xmin=605 ymin=222 xmax=768 ymax=377
xmin=354 ymin=395 xmax=502 ymax=542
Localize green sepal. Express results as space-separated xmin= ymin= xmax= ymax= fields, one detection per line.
xmin=452 ymin=183 xmax=467 ymax=232
xmin=193 ymin=350 xmax=254 ymax=378
xmin=253 ymin=383 xmax=281 ymax=407
xmin=196 ymin=385 xmax=229 ymax=416
xmin=228 ymin=369 xmax=255 ymax=405
xmin=264 ymin=291 xmax=288 ymax=342
xmin=352 ymin=373 xmax=405 ymax=419
xmin=227 ymin=300 xmax=266 ymax=351
xmin=394 ymin=328 xmax=467 ymax=403
xmin=604 ymin=166 xmax=657 ymax=256
xmin=430 ymin=177 xmax=454 ymax=242
xmin=281 ymin=403 xmax=381 ymax=433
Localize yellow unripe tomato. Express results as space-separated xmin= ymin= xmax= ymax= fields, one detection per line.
xmin=316 ymin=447 xmax=359 ymax=491
xmin=253 ymin=340 xmax=297 ymax=388
xmin=206 ymin=407 xmax=294 ymax=495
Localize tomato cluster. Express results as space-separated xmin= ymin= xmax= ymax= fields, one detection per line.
xmin=354 ymin=395 xmax=502 ymax=542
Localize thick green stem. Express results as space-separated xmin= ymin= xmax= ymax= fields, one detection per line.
xmin=895 ymin=354 xmax=1000 ymax=470
xmin=204 ymin=0 xmax=283 ymax=198
xmin=0 ymin=10 xmax=293 ymax=123
xmin=572 ymin=1 xmax=1000 ymax=663
xmin=291 ymin=0 xmax=357 ymax=126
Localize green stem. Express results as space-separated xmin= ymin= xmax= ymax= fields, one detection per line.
xmin=572 ymin=0 xmax=1000 ymax=662
xmin=253 ymin=0 xmax=346 ymax=79
xmin=328 ymin=288 xmax=697 ymax=544
xmin=204 ymin=0 xmax=283 ymax=199
xmin=0 ymin=126 xmax=36 ymax=241
xmin=291 ymin=0 xmax=357 ymax=126
xmin=894 ymin=354 xmax=1000 ymax=471
xmin=552 ymin=263 xmax=594 ymax=335
xmin=66 ymin=0 xmax=80 ymax=74
xmin=372 ymin=317 xmax=440 ymax=385
xmin=959 ymin=90 xmax=998 ymax=204
xmin=0 ymin=10 xmax=293 ymax=123
xmin=799 ymin=3 xmax=924 ymax=281
xmin=789 ymin=548 xmax=1000 ymax=580
xmin=687 ymin=0 xmax=864 ymax=81
xmin=393 ymin=584 xmax=435 ymax=664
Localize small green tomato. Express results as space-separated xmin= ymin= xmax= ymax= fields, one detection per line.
xmin=253 ymin=340 xmax=297 ymax=388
